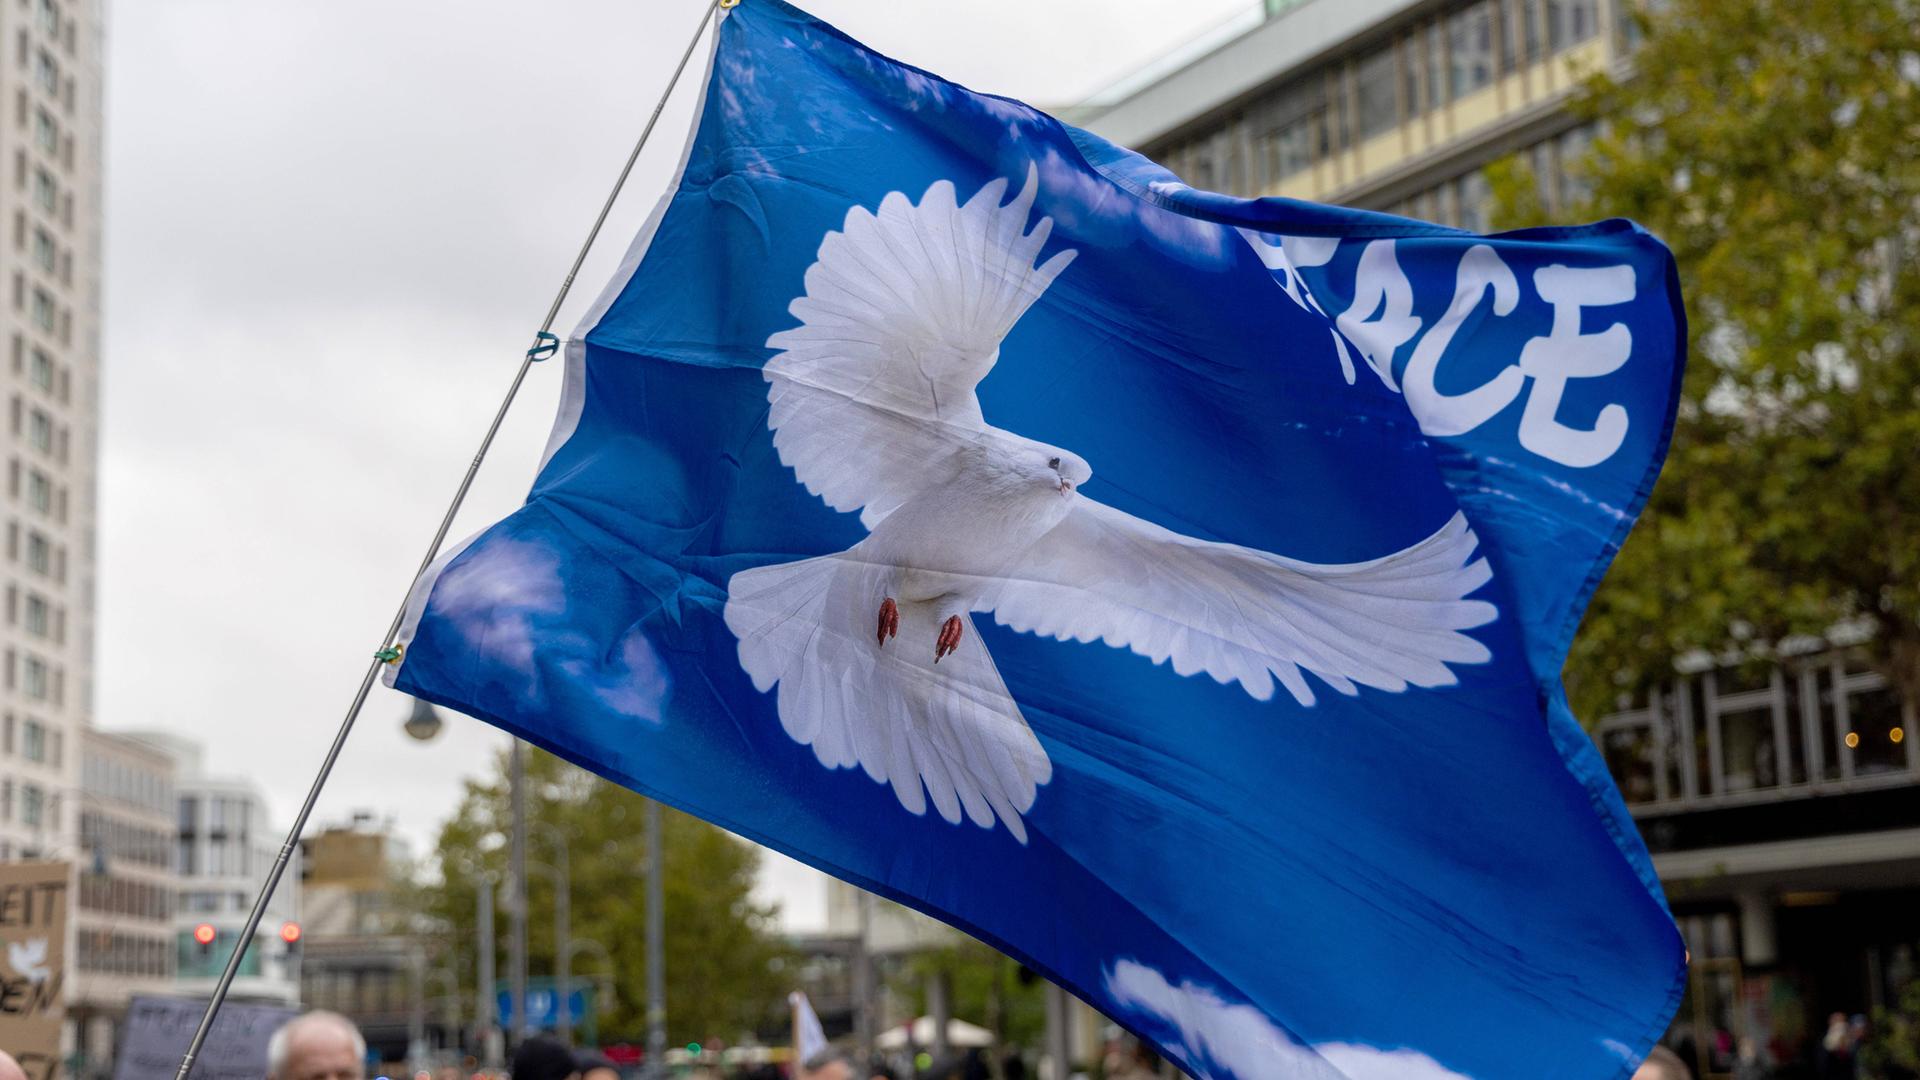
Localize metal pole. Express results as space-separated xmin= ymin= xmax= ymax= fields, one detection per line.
xmin=855 ymin=890 xmax=874 ymax=1070
xmin=646 ymin=800 xmax=666 ymax=1074
xmin=1045 ymin=983 xmax=1072 ymax=1080
xmin=478 ymin=871 xmax=499 ymax=1070
xmin=527 ymin=848 xmax=573 ymax=1047
xmin=409 ymin=945 xmax=428 ymax=1067
xmin=557 ymin=840 xmax=571 ymax=1047
xmin=929 ymin=971 xmax=951 ymax=1062
xmin=168 ymin=5 xmax=726 ymax=1076
xmin=532 ymin=829 xmax=573 ymax=1047
xmin=509 ymin=743 xmax=529 ymax=1046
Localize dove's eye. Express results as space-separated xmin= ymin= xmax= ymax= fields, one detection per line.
xmin=1048 ymin=456 xmax=1061 ymax=470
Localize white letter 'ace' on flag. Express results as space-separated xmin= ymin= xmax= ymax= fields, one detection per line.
xmin=1242 ymin=232 xmax=1639 ymax=468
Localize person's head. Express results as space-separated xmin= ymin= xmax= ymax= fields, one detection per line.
xmin=575 ymin=1051 xmax=620 ymax=1080
xmin=267 ymin=1011 xmax=367 ymax=1080
xmin=1631 ymin=1045 xmax=1692 ymax=1080
xmin=513 ymin=1036 xmax=581 ymax=1080
xmin=800 ymin=1050 xmax=853 ymax=1080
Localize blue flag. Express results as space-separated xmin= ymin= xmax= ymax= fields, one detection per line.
xmin=388 ymin=2 xmax=1688 ymax=1076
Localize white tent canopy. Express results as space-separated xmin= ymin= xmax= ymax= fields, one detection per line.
xmin=875 ymin=1016 xmax=995 ymax=1051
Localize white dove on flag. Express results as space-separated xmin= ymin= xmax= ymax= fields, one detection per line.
xmin=722 ymin=166 xmax=1498 ymax=843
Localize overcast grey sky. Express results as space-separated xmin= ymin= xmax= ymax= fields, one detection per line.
xmin=100 ymin=0 xmax=1251 ymax=931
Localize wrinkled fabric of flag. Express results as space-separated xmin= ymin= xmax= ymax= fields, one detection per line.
xmin=387 ymin=2 xmax=1688 ymax=1076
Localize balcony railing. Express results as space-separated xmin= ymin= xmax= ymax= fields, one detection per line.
xmin=1592 ymin=646 xmax=1919 ymax=815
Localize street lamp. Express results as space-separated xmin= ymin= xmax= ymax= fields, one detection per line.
xmin=466 ymin=866 xmax=503 ymax=1072
xmin=402 ymin=696 xmax=444 ymax=742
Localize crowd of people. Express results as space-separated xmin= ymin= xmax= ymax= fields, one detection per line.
xmin=0 ymin=1005 xmax=1888 ymax=1080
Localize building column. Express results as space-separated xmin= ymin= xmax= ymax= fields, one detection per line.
xmin=1737 ymin=890 xmax=1778 ymax=968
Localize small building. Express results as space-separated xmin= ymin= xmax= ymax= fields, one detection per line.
xmin=123 ymin=730 xmax=301 ymax=1005
xmin=299 ymin=813 xmax=450 ymax=1066
xmin=69 ymin=729 xmax=178 ymax=1076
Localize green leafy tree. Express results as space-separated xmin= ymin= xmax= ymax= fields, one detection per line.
xmin=890 ymin=937 xmax=1047 ymax=1053
xmin=1488 ymin=0 xmax=1920 ymax=718
xmin=416 ymin=748 xmax=792 ymax=1047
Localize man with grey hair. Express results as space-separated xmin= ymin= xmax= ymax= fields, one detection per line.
xmin=1633 ymin=1045 xmax=1693 ymax=1080
xmin=267 ymin=1010 xmax=366 ymax=1080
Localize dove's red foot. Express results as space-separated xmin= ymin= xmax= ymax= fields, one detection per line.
xmin=877 ymin=597 xmax=899 ymax=647
xmin=935 ymin=615 xmax=964 ymax=662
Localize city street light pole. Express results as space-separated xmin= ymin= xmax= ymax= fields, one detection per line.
xmin=646 ymin=800 xmax=666 ymax=1077
xmin=476 ymin=869 xmax=500 ymax=1070
xmin=510 ymin=741 xmax=529 ymax=1046
xmin=529 ymin=827 xmax=572 ymax=1046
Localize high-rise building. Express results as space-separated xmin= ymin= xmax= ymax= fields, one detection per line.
xmin=0 ymin=0 xmax=104 ymax=863
xmin=1079 ymin=0 xmax=1621 ymax=229
xmin=0 ymin=0 xmax=107 ymax=1067
xmin=71 ymin=729 xmax=177 ymax=1073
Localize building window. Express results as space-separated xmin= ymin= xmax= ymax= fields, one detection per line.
xmin=1456 ymin=169 xmax=1492 ymax=232
xmin=21 ymin=719 xmax=42 ymax=763
xmin=22 ymin=783 xmax=42 ymax=827
xmin=30 ymin=227 xmax=52 ymax=274
xmin=1354 ymin=45 xmax=1400 ymax=142
xmin=26 ymin=408 xmax=49 ymax=454
xmin=1499 ymin=0 xmax=1543 ymax=71
xmin=25 ymin=468 xmax=50 ymax=513
xmin=23 ymin=593 xmax=46 ymax=637
xmin=28 ymin=288 xmax=53 ymax=333
xmin=34 ymin=50 xmax=56 ymax=97
xmin=22 ymin=656 xmax=46 ymax=700
xmin=32 ymin=108 xmax=56 ymax=156
xmin=1545 ymin=0 xmax=1600 ymax=50
xmin=1448 ymin=0 xmax=1496 ymax=99
xmin=26 ymin=530 xmax=48 ymax=574
xmin=31 ymin=167 xmax=53 ymax=214
xmin=1426 ymin=20 xmax=1448 ymax=114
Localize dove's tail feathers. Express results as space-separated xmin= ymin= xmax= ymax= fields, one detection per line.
xmin=725 ymin=554 xmax=843 ymax=697
xmin=724 ymin=555 xmax=1052 ymax=844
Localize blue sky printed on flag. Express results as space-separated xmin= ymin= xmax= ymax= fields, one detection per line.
xmin=389 ymin=3 xmax=1689 ymax=1076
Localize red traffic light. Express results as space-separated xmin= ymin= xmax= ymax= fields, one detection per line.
xmin=192 ymin=923 xmax=217 ymax=946
xmin=279 ymin=921 xmax=302 ymax=944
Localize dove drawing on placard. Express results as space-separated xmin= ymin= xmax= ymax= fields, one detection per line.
xmin=8 ymin=936 xmax=51 ymax=982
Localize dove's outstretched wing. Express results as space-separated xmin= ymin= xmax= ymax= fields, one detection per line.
xmin=763 ymin=167 xmax=1076 ymax=528
xmin=982 ymin=504 xmax=1497 ymax=706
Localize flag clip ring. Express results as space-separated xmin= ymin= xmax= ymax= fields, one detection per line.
xmin=526 ymin=331 xmax=560 ymax=363
xmin=375 ymin=645 xmax=403 ymax=665
xmin=719 ymin=0 xmax=741 ymax=9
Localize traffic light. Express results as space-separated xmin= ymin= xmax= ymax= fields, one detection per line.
xmin=192 ymin=923 xmax=216 ymax=957
xmin=279 ymin=921 xmax=302 ymax=945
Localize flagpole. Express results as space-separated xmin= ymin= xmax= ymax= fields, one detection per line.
xmin=170 ymin=3 xmax=727 ymax=1076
